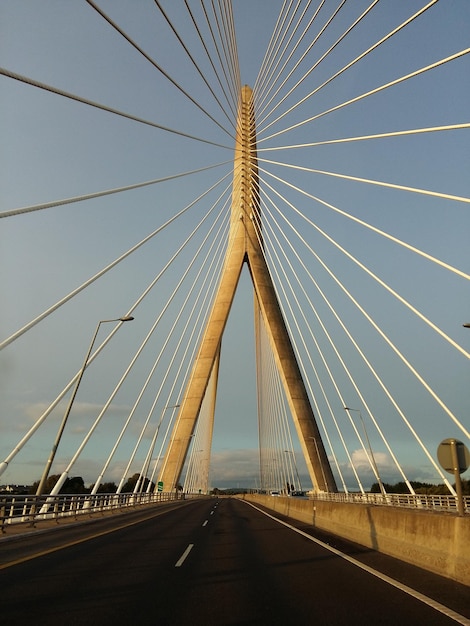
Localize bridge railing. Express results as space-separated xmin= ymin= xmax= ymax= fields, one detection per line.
xmin=0 ymin=491 xmax=185 ymax=531
xmin=311 ymin=491 xmax=470 ymax=513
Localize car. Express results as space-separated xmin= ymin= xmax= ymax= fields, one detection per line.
xmin=270 ymin=490 xmax=280 ymax=496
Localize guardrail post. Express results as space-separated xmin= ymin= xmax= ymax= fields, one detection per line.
xmin=0 ymin=503 xmax=5 ymax=533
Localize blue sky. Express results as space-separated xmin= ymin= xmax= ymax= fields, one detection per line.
xmin=1 ymin=1 xmax=469 ymax=490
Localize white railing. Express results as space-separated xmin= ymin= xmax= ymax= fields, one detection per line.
xmin=310 ymin=491 xmax=470 ymax=513
xmin=0 ymin=491 xmax=187 ymax=531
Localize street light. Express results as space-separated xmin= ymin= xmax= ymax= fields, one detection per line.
xmin=463 ymin=323 xmax=470 ymax=328
xmin=137 ymin=404 xmax=180 ymax=494
xmin=284 ymin=450 xmax=302 ymax=492
xmin=343 ymin=407 xmax=386 ymax=496
xmin=36 ymin=315 xmax=134 ymax=496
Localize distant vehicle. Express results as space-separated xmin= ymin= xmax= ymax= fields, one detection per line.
xmin=290 ymin=491 xmax=307 ymax=497
xmin=270 ymin=490 xmax=280 ymax=496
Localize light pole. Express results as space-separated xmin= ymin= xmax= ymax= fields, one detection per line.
xmin=284 ymin=450 xmax=302 ymax=492
xmin=344 ymin=407 xmax=386 ymax=496
xmin=463 ymin=323 xmax=470 ymax=328
xmin=136 ymin=404 xmax=180 ymax=494
xmin=36 ymin=315 xmax=134 ymax=496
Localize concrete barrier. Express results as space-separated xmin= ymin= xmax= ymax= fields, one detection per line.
xmin=242 ymin=494 xmax=470 ymax=586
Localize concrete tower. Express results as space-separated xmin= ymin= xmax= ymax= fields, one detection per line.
xmin=159 ymin=86 xmax=337 ymax=493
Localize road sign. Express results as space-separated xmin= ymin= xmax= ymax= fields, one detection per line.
xmin=437 ymin=439 xmax=470 ymax=474
xmin=157 ymin=481 xmax=164 ymax=492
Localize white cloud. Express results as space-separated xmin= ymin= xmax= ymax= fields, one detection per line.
xmin=209 ymin=449 xmax=260 ymax=487
xmin=350 ymin=448 xmax=393 ymax=471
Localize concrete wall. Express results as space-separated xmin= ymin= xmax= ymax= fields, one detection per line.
xmin=242 ymin=494 xmax=470 ymax=586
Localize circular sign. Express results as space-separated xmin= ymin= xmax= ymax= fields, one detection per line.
xmin=437 ymin=438 xmax=470 ymax=475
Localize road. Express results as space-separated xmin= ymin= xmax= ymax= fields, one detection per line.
xmin=1 ymin=497 xmax=468 ymax=625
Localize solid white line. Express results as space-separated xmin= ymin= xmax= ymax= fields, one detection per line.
xmin=243 ymin=501 xmax=470 ymax=626
xmin=175 ymin=543 xmax=194 ymax=568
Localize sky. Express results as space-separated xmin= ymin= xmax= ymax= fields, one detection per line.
xmin=1 ymin=1 xmax=469 ymax=491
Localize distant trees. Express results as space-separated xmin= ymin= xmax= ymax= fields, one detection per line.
xmin=120 ymin=473 xmax=155 ymax=493
xmin=370 ymin=479 xmax=469 ymax=495
xmin=94 ymin=482 xmax=117 ymax=494
xmin=29 ymin=475 xmax=89 ymax=494
xmin=26 ymin=474 xmax=157 ymax=494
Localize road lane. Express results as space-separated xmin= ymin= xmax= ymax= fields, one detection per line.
xmin=1 ymin=497 xmax=468 ymax=625
xmin=166 ymin=498 xmax=470 ymax=625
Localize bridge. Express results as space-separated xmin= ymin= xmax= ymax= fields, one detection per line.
xmin=1 ymin=1 xmax=469 ymax=619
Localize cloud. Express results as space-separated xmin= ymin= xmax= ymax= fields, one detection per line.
xmin=350 ymin=448 xmax=393 ymax=471
xmin=17 ymin=400 xmax=132 ymax=434
xmin=209 ymin=449 xmax=260 ymax=487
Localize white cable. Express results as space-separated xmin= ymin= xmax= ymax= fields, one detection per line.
xmin=256 ymin=0 xmax=440 ymax=137
xmin=258 ymin=48 xmax=470 ymax=143
xmin=0 ymin=171 xmax=232 ymax=350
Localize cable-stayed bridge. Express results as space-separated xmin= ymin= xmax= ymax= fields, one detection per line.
xmin=1 ymin=1 xmax=469 ymax=504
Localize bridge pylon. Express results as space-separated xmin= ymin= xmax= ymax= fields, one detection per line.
xmin=159 ymin=85 xmax=337 ymax=493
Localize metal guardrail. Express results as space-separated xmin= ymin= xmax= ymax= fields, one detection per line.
xmin=2 ymin=490 xmax=468 ymax=531
xmin=311 ymin=491 xmax=470 ymax=513
xmin=0 ymin=491 xmax=182 ymax=532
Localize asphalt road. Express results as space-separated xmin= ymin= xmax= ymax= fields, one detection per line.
xmin=1 ymin=497 xmax=468 ymax=625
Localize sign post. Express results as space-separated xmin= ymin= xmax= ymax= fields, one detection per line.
xmin=437 ymin=438 xmax=470 ymax=516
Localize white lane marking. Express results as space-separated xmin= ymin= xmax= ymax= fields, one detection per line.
xmin=210 ymin=510 xmax=214 ymax=515
xmin=243 ymin=500 xmax=470 ymax=626
xmin=175 ymin=543 xmax=194 ymax=568
xmin=202 ymin=520 xmax=208 ymax=527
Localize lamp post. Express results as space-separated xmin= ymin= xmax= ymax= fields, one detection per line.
xmin=463 ymin=323 xmax=470 ymax=328
xmin=36 ymin=315 xmax=134 ymax=496
xmin=284 ymin=450 xmax=302 ymax=492
xmin=136 ymin=404 xmax=180 ymax=494
xmin=344 ymin=407 xmax=386 ymax=496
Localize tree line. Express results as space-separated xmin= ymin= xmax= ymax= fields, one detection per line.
xmin=26 ymin=473 xmax=155 ymax=495
xmin=370 ymin=479 xmax=470 ymax=495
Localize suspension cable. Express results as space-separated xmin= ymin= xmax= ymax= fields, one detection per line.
xmin=0 ymin=66 xmax=231 ymax=149
xmin=48 ymin=190 xmax=231 ymax=496
xmin=200 ymin=0 xmax=238 ymax=115
xmin=184 ymin=0 xmax=238 ymax=122
xmin=0 ymin=171 xmax=232 ymax=350
xmin=259 ymin=191 xmax=456 ymax=493
xmin=257 ymin=123 xmax=470 ymax=152
xmin=0 ymin=176 xmax=232 ymax=478
xmin=133 ymin=206 xmax=228 ymax=493
xmin=0 ymin=161 xmax=230 ymax=219
xmin=215 ymin=0 xmax=241 ymax=98
xmin=95 ymin=202 xmax=230 ymax=494
xmin=120 ymin=205 xmax=230 ymax=494
xmin=149 ymin=224 xmax=228 ymax=489
xmin=254 ymin=0 xmax=300 ymax=102
xmin=86 ymin=0 xmax=233 ymax=140
xmin=260 ymin=194 xmax=414 ymax=493
xmin=257 ymin=0 xmax=351 ymax=124
xmin=252 ymin=205 xmax=355 ymax=492
xmin=255 ymin=0 xmax=309 ymax=111
xmin=256 ymin=0 xmax=439 ymax=136
xmin=258 ymin=47 xmax=470 ymax=143
xmin=259 ymin=157 xmax=470 ymax=206
xmin=153 ymin=0 xmax=236 ymax=132
xmin=258 ymin=163 xmax=470 ymax=281
xmin=260 ymin=176 xmax=469 ymax=442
